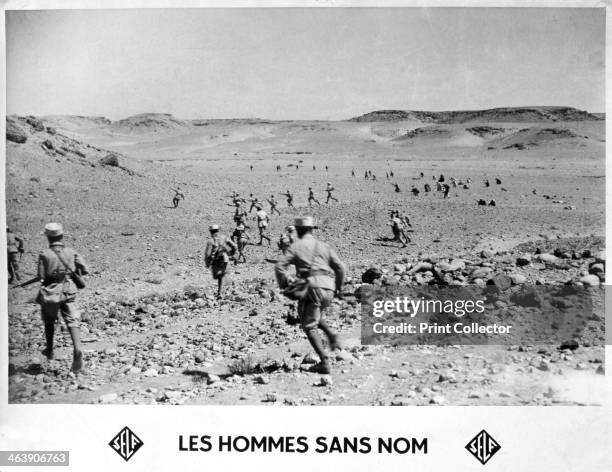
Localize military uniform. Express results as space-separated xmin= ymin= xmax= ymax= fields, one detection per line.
xmin=37 ymin=242 xmax=88 ymax=329
xmin=6 ymin=229 xmax=24 ymax=283
xmin=255 ymin=208 xmax=271 ymax=245
xmin=275 ymin=232 xmax=345 ymax=330
xmin=278 ymin=227 xmax=297 ymax=254
xmin=205 ymin=232 xmax=236 ymax=280
xmin=231 ymin=224 xmax=249 ymax=263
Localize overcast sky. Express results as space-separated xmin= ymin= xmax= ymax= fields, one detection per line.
xmin=6 ymin=7 xmax=605 ymax=120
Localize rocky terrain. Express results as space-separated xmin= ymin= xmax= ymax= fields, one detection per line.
xmin=5 ymin=108 xmax=605 ymax=405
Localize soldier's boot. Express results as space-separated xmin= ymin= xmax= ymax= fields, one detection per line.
xmin=68 ymin=327 xmax=83 ymax=372
xmin=305 ymin=328 xmax=331 ymax=374
xmin=42 ymin=321 xmax=55 ymax=360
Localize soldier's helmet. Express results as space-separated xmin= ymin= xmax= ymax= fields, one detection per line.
xmin=44 ymin=222 xmax=63 ymax=237
xmin=209 ymin=224 xmax=219 ymax=232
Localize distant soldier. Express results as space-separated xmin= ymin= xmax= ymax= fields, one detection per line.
xmin=37 ymin=223 xmax=88 ymax=372
xmin=325 ymin=183 xmax=338 ymax=203
xmin=308 ymin=187 xmax=321 ymax=206
xmin=313 ymin=165 xmax=316 ymax=171
xmin=255 ymin=205 xmax=272 ymax=246
xmin=280 ymin=190 xmax=296 ymax=209
xmin=438 ymin=174 xmax=445 ymax=183
xmin=205 ymin=224 xmax=237 ymax=299
xmin=443 ymin=183 xmax=451 ymax=198
xmin=6 ymin=226 xmax=24 ymax=283
xmin=278 ymin=225 xmax=297 ymax=255
xmin=233 ymin=203 xmax=248 ymax=225
xmin=495 ymin=177 xmax=502 ymax=185
xmin=268 ymin=195 xmax=281 ymax=216
xmin=231 ymin=223 xmax=250 ymax=264
xmin=364 ymin=171 xmax=369 ymax=180
xmin=424 ymin=183 xmax=431 ymax=193
xmin=372 ymin=174 xmax=377 ymax=181
xmin=484 ymin=179 xmax=490 ymax=187
xmin=390 ymin=170 xmax=394 ymax=178
xmin=172 ymin=187 xmax=185 ymax=208
xmin=411 ymin=186 xmax=420 ymax=196
xmin=351 ymin=169 xmax=355 ymax=177
xmin=250 ymin=165 xmax=254 ymax=171
xmin=437 ymin=181 xmax=442 ymax=192
xmin=467 ymin=177 xmax=472 ymax=184
xmin=248 ymin=194 xmax=260 ymax=213
xmin=386 ymin=172 xmax=389 ymax=180
xmin=393 ymin=183 xmax=401 ymax=193
xmin=275 ymin=217 xmax=345 ymax=375
xmin=451 ymin=177 xmax=457 ymax=188
xmin=420 ymin=172 xmax=424 ymax=178
xmin=325 ymin=165 xmax=329 ymax=172
xmin=388 ymin=211 xmax=408 ymax=247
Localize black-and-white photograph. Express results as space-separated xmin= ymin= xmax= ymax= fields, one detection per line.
xmin=5 ymin=7 xmax=605 ymax=406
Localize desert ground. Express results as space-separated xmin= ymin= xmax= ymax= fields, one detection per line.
xmin=5 ymin=107 xmax=606 ymax=405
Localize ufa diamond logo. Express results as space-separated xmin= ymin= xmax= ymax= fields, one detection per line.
xmin=109 ymin=426 xmax=143 ymax=462
xmin=465 ymin=429 xmax=501 ymax=465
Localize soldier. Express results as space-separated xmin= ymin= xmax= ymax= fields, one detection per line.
xmin=250 ymin=165 xmax=254 ymax=172
xmin=351 ymin=169 xmax=355 ymax=177
xmin=172 ymin=187 xmax=185 ymax=208
xmin=325 ymin=183 xmax=338 ymax=203
xmin=231 ymin=222 xmax=250 ymax=264
xmin=255 ymin=205 xmax=271 ymax=246
xmin=325 ymin=165 xmax=329 ymax=172
xmin=372 ymin=174 xmax=377 ymax=181
xmin=268 ymin=194 xmax=281 ymax=216
xmin=6 ymin=226 xmax=24 ymax=283
xmin=424 ymin=183 xmax=431 ymax=193
xmin=420 ymin=172 xmax=424 ymax=178
xmin=308 ymin=187 xmax=321 ymax=206
xmin=393 ymin=183 xmax=401 ymax=193
xmin=280 ymin=189 xmax=296 ymax=209
xmin=495 ymin=177 xmax=502 ymax=185
xmin=411 ymin=186 xmax=420 ymax=196
xmin=205 ymin=224 xmax=237 ymax=299
xmin=364 ymin=170 xmax=369 ymax=180
xmin=278 ymin=225 xmax=297 ymax=255
xmin=233 ymin=202 xmax=248 ymax=225
xmin=390 ymin=170 xmax=394 ymax=178
xmin=248 ymin=194 xmax=260 ymax=213
xmin=484 ymin=179 xmax=490 ymax=187
xmin=438 ymin=174 xmax=445 ymax=183
xmin=443 ymin=183 xmax=451 ymax=198
xmin=387 ymin=211 xmax=407 ymax=248
xmin=36 ymin=223 xmax=88 ymax=372
xmin=275 ymin=217 xmax=345 ymax=374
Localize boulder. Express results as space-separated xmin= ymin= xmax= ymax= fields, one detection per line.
xmin=25 ymin=116 xmax=45 ymax=131
xmin=6 ymin=119 xmax=27 ymax=143
xmin=516 ymin=254 xmax=532 ymax=267
xmin=579 ymin=274 xmax=600 ymax=287
xmin=100 ymin=153 xmax=120 ymax=167
xmin=509 ymin=273 xmax=527 ymax=285
xmin=361 ymin=267 xmax=382 ymax=283
xmin=537 ymin=253 xmax=558 ymax=264
xmin=487 ymin=274 xmax=512 ymax=291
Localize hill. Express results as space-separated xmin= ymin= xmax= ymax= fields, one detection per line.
xmin=349 ymin=106 xmax=602 ymax=123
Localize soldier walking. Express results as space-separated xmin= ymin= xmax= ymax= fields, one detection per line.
xmin=6 ymin=226 xmax=24 ymax=283
xmin=325 ymin=183 xmax=338 ymax=203
xmin=275 ymin=217 xmax=345 ymax=375
xmin=388 ymin=211 xmax=408 ymax=248
xmin=268 ymin=195 xmax=281 ymax=216
xmin=205 ymin=224 xmax=237 ymax=299
xmin=36 ymin=223 xmax=88 ymax=372
xmin=308 ymin=187 xmax=321 ymax=206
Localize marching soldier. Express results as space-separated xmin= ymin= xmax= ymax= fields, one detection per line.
xmin=6 ymin=226 xmax=24 ymax=283
xmin=231 ymin=222 xmax=250 ymax=264
xmin=267 ymin=194 xmax=281 ymax=216
xmin=275 ymin=217 xmax=345 ymax=375
xmin=325 ymin=183 xmax=338 ymax=203
xmin=278 ymin=225 xmax=297 ymax=254
xmin=255 ymin=205 xmax=272 ymax=246
xmin=205 ymin=224 xmax=237 ymax=299
xmin=37 ymin=223 xmax=88 ymax=372
xmin=280 ymin=189 xmax=296 ymax=209
xmin=308 ymin=187 xmax=321 ymax=206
